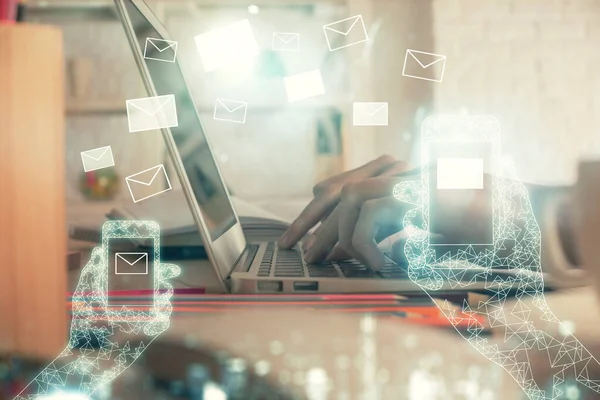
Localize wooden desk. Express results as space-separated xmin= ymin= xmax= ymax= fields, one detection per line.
xmin=121 ymin=309 xmax=523 ymax=399
xmin=63 ymin=253 xmax=600 ymax=398
xmin=69 ymin=252 xmax=224 ymax=293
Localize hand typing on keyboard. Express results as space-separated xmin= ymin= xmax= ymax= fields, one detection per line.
xmin=278 ymin=147 xmax=600 ymax=398
xmin=278 ymin=154 xmax=507 ymax=271
xmin=277 ymin=154 xmax=411 ymax=266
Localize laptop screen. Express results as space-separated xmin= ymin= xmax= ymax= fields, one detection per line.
xmin=123 ymin=0 xmax=236 ymax=241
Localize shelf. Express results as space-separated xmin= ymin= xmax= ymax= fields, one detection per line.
xmin=66 ymin=100 xmax=127 ymax=115
xmin=66 ymin=100 xmax=350 ymax=116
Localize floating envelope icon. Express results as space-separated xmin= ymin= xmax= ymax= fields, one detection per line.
xmin=126 ymin=94 xmax=179 ymax=133
xmin=272 ymin=32 xmax=300 ymax=51
xmin=353 ymin=102 xmax=388 ymax=126
xmin=80 ymin=145 xmax=115 ymax=172
xmin=284 ymin=69 xmax=325 ymax=102
xmin=323 ymin=15 xmax=369 ymax=52
xmin=125 ymin=164 xmax=172 ymax=203
xmin=213 ymin=98 xmax=248 ymax=123
xmin=195 ymin=19 xmax=260 ymax=72
xmin=144 ymin=37 xmax=178 ymax=63
xmin=402 ymin=49 xmax=447 ymax=83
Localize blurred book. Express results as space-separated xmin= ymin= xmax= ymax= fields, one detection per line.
xmin=69 ymin=191 xmax=292 ymax=250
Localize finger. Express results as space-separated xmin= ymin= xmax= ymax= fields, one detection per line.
xmin=391 ymin=237 xmax=410 ymax=267
xmin=335 ymin=177 xmax=405 ymax=263
xmin=325 ymin=244 xmax=353 ymax=261
xmin=393 ymin=164 xmax=426 ymax=178
xmin=160 ymin=263 xmax=181 ymax=280
xmin=73 ymin=247 xmax=104 ymax=294
xmin=352 ymin=196 xmax=410 ymax=270
xmin=379 ymin=160 xmax=410 ymax=177
xmin=303 ymin=206 xmax=342 ymax=263
xmin=393 ymin=180 xmax=422 ymax=206
xmin=278 ymin=194 xmax=337 ymax=249
xmin=390 ymin=232 xmax=446 ymax=267
xmin=72 ymin=247 xmax=105 ymax=322
xmin=344 ymin=154 xmax=400 ymax=179
xmin=278 ymin=156 xmax=398 ymax=249
xmin=301 ymin=234 xmax=316 ymax=253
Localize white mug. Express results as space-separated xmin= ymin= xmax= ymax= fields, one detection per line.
xmin=574 ymin=160 xmax=600 ymax=301
xmin=539 ymin=190 xmax=587 ymax=288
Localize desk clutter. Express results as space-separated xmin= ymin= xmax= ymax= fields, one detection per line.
xmin=1 ymin=294 xmax=492 ymax=399
xmin=0 ymin=349 xmax=294 ymax=400
xmin=64 ymin=293 xmax=488 ymax=334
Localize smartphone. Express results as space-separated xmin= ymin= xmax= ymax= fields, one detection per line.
xmin=421 ymin=115 xmax=501 ymax=261
xmin=102 ymin=220 xmax=160 ymax=321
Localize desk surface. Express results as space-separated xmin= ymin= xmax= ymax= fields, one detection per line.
xmin=68 ymin=253 xmax=520 ymax=397
xmin=67 ymin=249 xmax=600 ymax=398
xmin=69 ymin=250 xmax=225 ymax=293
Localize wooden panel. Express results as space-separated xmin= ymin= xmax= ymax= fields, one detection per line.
xmin=0 ymin=24 xmax=67 ymax=360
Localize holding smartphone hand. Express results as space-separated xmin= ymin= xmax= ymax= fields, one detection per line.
xmin=15 ymin=221 xmax=181 ymax=399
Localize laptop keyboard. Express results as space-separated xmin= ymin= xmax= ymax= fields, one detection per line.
xmin=258 ymin=242 xmax=407 ymax=279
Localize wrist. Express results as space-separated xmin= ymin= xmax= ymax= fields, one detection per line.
xmin=18 ymin=351 xmax=101 ymax=398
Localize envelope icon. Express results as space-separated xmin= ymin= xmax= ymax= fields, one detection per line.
xmin=353 ymin=102 xmax=388 ymax=126
xmin=126 ymin=94 xmax=178 ymax=133
xmin=272 ymin=32 xmax=300 ymax=52
xmin=115 ymin=252 xmax=148 ymax=275
xmin=213 ymin=98 xmax=248 ymax=124
xmin=125 ymin=164 xmax=172 ymax=203
xmin=402 ymin=49 xmax=447 ymax=83
xmin=284 ymin=69 xmax=325 ymax=103
xmin=143 ymin=37 xmax=178 ymax=63
xmin=195 ymin=19 xmax=260 ymax=72
xmin=80 ymin=145 xmax=115 ymax=172
xmin=323 ymin=15 xmax=368 ymax=52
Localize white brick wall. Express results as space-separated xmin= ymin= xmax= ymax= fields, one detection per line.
xmin=433 ymin=0 xmax=600 ymax=185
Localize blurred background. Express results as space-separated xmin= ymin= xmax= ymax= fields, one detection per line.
xmin=18 ymin=0 xmax=600 ymax=226
xmin=4 ymin=1 xmax=600 ymax=398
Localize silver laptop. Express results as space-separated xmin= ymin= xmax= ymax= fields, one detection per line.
xmin=114 ymin=0 xmax=516 ymax=294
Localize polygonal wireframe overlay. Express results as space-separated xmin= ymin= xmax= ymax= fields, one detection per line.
xmin=394 ymin=115 xmax=600 ymax=399
xmin=15 ymin=221 xmax=180 ymax=399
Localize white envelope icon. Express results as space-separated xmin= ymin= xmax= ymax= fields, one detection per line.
xmin=195 ymin=19 xmax=260 ymax=72
xmin=323 ymin=15 xmax=368 ymax=52
xmin=80 ymin=145 xmax=115 ymax=172
xmin=272 ymin=32 xmax=300 ymax=52
xmin=213 ymin=98 xmax=248 ymax=124
xmin=284 ymin=69 xmax=325 ymax=103
xmin=402 ymin=49 xmax=447 ymax=83
xmin=125 ymin=164 xmax=172 ymax=203
xmin=437 ymin=158 xmax=484 ymax=189
xmin=353 ymin=102 xmax=388 ymax=126
xmin=115 ymin=252 xmax=148 ymax=275
xmin=126 ymin=94 xmax=178 ymax=133
xmin=143 ymin=37 xmax=178 ymax=63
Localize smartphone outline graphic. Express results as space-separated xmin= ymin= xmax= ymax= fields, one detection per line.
xmin=102 ymin=220 xmax=161 ymax=322
xmin=420 ymin=116 xmax=501 ymax=260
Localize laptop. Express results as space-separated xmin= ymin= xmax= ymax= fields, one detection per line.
xmin=113 ymin=0 xmax=519 ymax=294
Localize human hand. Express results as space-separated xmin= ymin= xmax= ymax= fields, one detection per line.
xmin=16 ymin=221 xmax=181 ymax=399
xmin=277 ymin=155 xmax=410 ymax=265
xmin=391 ymin=116 xmax=600 ymax=399
xmin=295 ymin=162 xmax=499 ymax=270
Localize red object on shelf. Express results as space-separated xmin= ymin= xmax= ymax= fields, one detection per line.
xmin=0 ymin=0 xmax=18 ymax=22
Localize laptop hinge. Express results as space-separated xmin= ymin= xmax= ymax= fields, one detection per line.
xmin=229 ymin=244 xmax=259 ymax=276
